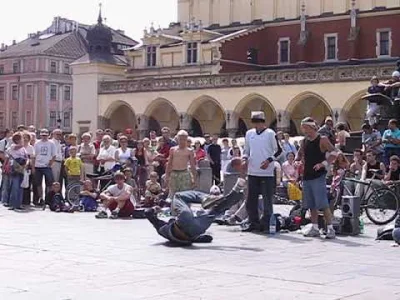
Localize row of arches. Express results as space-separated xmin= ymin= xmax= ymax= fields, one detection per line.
xmin=104 ymin=91 xmax=366 ymax=137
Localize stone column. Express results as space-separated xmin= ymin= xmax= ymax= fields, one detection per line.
xmin=276 ymin=110 xmax=290 ymax=133
xmin=136 ymin=114 xmax=149 ymax=139
xmin=225 ymin=110 xmax=238 ymax=138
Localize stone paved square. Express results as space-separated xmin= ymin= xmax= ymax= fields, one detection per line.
xmin=0 ymin=207 xmax=399 ymax=300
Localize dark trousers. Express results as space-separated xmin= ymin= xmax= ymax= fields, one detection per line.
xmin=246 ymin=175 xmax=275 ymax=227
xmin=23 ymin=173 xmax=38 ymax=205
xmin=211 ymin=162 xmax=221 ymax=185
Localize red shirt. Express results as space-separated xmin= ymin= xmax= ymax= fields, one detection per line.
xmin=195 ymin=148 xmax=206 ymax=162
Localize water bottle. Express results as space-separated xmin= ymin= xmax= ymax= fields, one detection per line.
xmin=269 ymin=214 xmax=276 ymax=235
xmin=359 ymin=218 xmax=365 ymax=234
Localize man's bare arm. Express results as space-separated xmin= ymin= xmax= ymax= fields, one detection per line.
xmin=295 ymin=140 xmax=305 ymax=161
xmin=165 ymin=147 xmax=174 ymax=180
xmin=188 ymin=150 xmax=197 ymax=180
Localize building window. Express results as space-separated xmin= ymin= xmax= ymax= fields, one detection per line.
xmin=0 ymin=112 xmax=4 ymax=128
xmin=0 ymin=87 xmax=4 ymax=100
xmin=63 ymin=112 xmax=71 ymax=128
xmin=26 ymin=85 xmax=33 ymax=100
xmin=25 ymin=111 xmax=32 ymax=125
xmin=146 ymin=46 xmax=157 ymax=67
xmin=50 ymin=84 xmax=57 ymax=101
xmin=12 ymin=85 xmax=18 ymax=100
xmin=64 ymin=86 xmax=71 ymax=101
xmin=0 ymin=65 xmax=4 ymax=74
xmin=377 ymin=29 xmax=391 ymax=57
xmin=324 ymin=34 xmax=338 ymax=61
xmin=64 ymin=63 xmax=70 ymax=74
xmin=186 ymin=42 xmax=198 ymax=64
xmin=11 ymin=112 xmax=17 ymax=128
xmin=49 ymin=111 xmax=56 ymax=127
xmin=278 ymin=38 xmax=290 ymax=64
xmin=13 ymin=62 xmax=20 ymax=74
xmin=50 ymin=61 xmax=58 ymax=73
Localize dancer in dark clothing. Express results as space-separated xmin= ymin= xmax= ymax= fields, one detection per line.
xmin=145 ymin=178 xmax=246 ymax=245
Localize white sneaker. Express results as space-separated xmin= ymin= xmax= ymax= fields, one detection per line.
xmin=302 ymin=224 xmax=320 ymax=237
xmin=325 ymin=228 xmax=336 ymax=239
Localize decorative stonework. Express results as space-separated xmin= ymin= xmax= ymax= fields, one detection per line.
xmin=99 ymin=63 xmax=395 ymax=94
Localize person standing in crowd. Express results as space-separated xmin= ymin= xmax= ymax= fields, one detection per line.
xmin=115 ymin=135 xmax=135 ymax=166
xmin=282 ymin=133 xmax=297 ymax=156
xmin=207 ymin=134 xmax=222 ymax=186
xmin=318 ymin=116 xmax=336 ymax=146
xmin=220 ymin=138 xmax=230 ymax=173
xmin=124 ymin=128 xmax=137 ymax=149
xmin=193 ymin=140 xmax=206 ymax=163
xmin=135 ymin=140 xmax=149 ymax=195
xmin=97 ymin=135 xmax=117 ymax=173
xmin=165 ymin=130 xmax=197 ymax=197
xmin=335 ymin=123 xmax=350 ymax=151
xmin=143 ymin=138 xmax=158 ymax=174
xmin=50 ymin=129 xmax=63 ymax=183
xmin=241 ymin=111 xmax=282 ymax=233
xmin=149 ymin=130 xmax=157 ymax=141
xmin=382 ymin=119 xmax=400 ymax=166
xmin=161 ymin=127 xmax=177 ymax=148
xmin=203 ymin=134 xmax=212 ymax=152
xmin=78 ymin=132 xmax=96 ymax=175
xmin=227 ymin=138 xmax=242 ymax=159
xmin=22 ymin=131 xmax=36 ymax=206
xmin=0 ymin=129 xmax=13 ymax=205
xmin=104 ymin=129 xmax=119 ymax=148
xmin=7 ymin=133 xmax=28 ymax=210
xmin=32 ymin=129 xmax=56 ymax=205
xmin=295 ymin=117 xmax=338 ymax=239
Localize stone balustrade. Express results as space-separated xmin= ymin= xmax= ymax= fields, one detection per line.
xmin=99 ymin=62 xmax=395 ymax=94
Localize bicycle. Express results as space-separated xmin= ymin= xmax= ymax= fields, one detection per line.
xmin=332 ymin=170 xmax=399 ymax=225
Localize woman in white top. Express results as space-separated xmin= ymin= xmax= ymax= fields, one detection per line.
xmin=115 ymin=135 xmax=134 ymax=166
xmin=96 ymin=135 xmax=116 ymax=172
xmin=78 ymin=132 xmax=96 ymax=174
xmin=22 ymin=132 xmax=35 ymax=205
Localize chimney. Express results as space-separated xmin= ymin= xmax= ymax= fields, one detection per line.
xmin=116 ymin=29 xmax=125 ymax=35
xmin=12 ymin=40 xmax=16 ymax=45
xmin=1 ymin=43 xmax=5 ymax=50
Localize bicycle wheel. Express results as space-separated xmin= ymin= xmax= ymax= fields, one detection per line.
xmin=365 ymin=188 xmax=399 ymax=225
xmin=66 ymin=182 xmax=83 ymax=206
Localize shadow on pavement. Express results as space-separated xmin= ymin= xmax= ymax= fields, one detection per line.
xmin=153 ymin=241 xmax=264 ymax=252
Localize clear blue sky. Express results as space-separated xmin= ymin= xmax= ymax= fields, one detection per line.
xmin=0 ymin=0 xmax=177 ymax=44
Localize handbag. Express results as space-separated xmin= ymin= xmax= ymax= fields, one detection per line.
xmin=21 ymin=170 xmax=30 ymax=188
xmin=288 ymin=182 xmax=302 ymax=201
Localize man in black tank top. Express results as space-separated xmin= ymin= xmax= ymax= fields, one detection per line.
xmin=295 ymin=117 xmax=338 ymax=239
xmin=363 ymin=150 xmax=386 ymax=180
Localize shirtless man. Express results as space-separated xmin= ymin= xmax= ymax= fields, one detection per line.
xmin=165 ymin=130 xmax=197 ymax=197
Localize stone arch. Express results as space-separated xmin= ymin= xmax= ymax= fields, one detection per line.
xmin=342 ymin=89 xmax=368 ymax=131
xmin=234 ymin=93 xmax=277 ymax=135
xmin=144 ymin=98 xmax=179 ymax=135
xmin=286 ymin=91 xmax=333 ymax=133
xmin=103 ymin=100 xmax=136 ymax=133
xmin=187 ymin=95 xmax=225 ymax=136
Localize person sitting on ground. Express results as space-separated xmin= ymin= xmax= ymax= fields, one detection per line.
xmin=225 ymin=157 xmax=243 ymax=174
xmin=145 ymin=178 xmax=246 ymax=245
xmin=143 ymin=171 xmax=163 ymax=207
xmin=79 ymin=180 xmax=99 ymax=212
xmin=350 ymin=149 xmax=365 ymax=177
xmin=366 ymin=76 xmax=386 ymax=125
xmin=123 ymin=167 xmax=139 ymax=205
xmin=335 ymin=123 xmax=350 ymax=151
xmin=95 ymin=172 xmax=135 ymax=219
xmin=281 ymin=152 xmax=299 ymax=187
xmin=46 ymin=182 xmax=72 ymax=212
xmin=361 ymin=150 xmax=386 ymax=180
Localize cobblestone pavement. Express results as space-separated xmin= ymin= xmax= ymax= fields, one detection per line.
xmin=0 ymin=206 xmax=399 ymax=300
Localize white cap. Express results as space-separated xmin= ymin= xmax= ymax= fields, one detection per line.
xmin=392 ymin=71 xmax=400 ymax=78
xmin=251 ymin=111 xmax=265 ymax=121
xmin=209 ymin=185 xmax=221 ymax=195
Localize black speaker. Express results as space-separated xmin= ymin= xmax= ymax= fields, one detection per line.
xmin=340 ymin=196 xmax=361 ymax=235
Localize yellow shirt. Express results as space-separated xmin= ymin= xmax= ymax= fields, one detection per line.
xmin=64 ymin=157 xmax=82 ymax=176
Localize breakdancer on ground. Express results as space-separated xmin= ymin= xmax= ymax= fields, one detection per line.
xmin=145 ymin=178 xmax=246 ymax=245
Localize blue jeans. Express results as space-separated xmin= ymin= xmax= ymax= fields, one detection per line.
xmin=0 ymin=174 xmax=11 ymax=205
xmin=393 ymin=228 xmax=400 ymax=244
xmin=246 ymin=175 xmax=275 ymax=227
xmin=34 ymin=167 xmax=54 ymax=197
xmin=302 ymin=173 xmax=329 ymax=210
xmin=9 ymin=174 xmax=23 ymax=209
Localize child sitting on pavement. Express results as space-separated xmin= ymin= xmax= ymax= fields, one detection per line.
xmin=79 ymin=180 xmax=99 ymax=212
xmin=143 ymin=171 xmax=163 ymax=207
xmin=46 ymin=182 xmax=73 ymax=212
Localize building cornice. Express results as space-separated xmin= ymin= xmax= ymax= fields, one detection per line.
xmin=99 ymin=60 xmax=396 ymax=94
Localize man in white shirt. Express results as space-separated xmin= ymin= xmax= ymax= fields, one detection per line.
xmin=32 ymin=129 xmax=56 ymax=204
xmin=50 ymin=129 xmax=64 ymax=183
xmin=241 ymin=111 xmax=282 ymax=233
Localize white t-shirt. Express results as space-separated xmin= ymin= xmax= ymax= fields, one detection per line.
xmin=51 ymin=138 xmax=63 ymax=161
xmin=107 ymin=183 xmax=132 ymax=196
xmin=243 ymin=128 xmax=278 ymax=177
xmin=97 ymin=145 xmax=116 ymax=171
xmin=0 ymin=138 xmax=11 ymax=153
xmin=24 ymin=144 xmax=35 ymax=158
xmin=116 ymin=148 xmax=133 ymax=164
xmin=34 ymin=140 xmax=56 ymax=168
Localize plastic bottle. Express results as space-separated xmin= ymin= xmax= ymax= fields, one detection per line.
xmin=359 ymin=218 xmax=365 ymax=234
xmin=269 ymin=214 xmax=276 ymax=235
